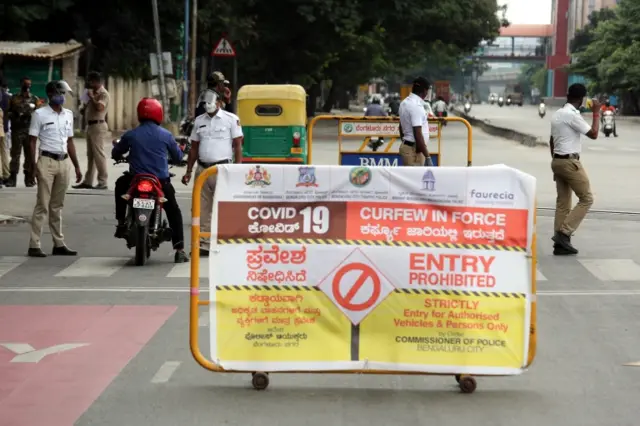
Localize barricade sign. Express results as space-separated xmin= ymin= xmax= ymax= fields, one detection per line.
xmin=307 ymin=116 xmax=473 ymax=169
xmin=190 ymin=163 xmax=538 ymax=392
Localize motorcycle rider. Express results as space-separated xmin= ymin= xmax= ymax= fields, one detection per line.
xmin=112 ymin=98 xmax=189 ymax=263
xmin=432 ymin=96 xmax=448 ymax=126
xmin=195 ymin=71 xmax=232 ymax=116
xmin=388 ymin=95 xmax=401 ymax=116
xmin=600 ymin=100 xmax=618 ymax=137
xmin=538 ymin=99 xmax=546 ymax=117
xmin=364 ymin=96 xmax=387 ymax=117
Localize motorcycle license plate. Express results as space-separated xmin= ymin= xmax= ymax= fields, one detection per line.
xmin=133 ymin=198 xmax=155 ymax=209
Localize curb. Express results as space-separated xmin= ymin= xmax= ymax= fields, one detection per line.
xmin=0 ymin=215 xmax=27 ymax=225
xmin=453 ymin=109 xmax=549 ymax=147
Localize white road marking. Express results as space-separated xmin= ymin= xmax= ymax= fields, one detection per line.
xmin=2 ymin=287 xmax=640 ymax=296
xmin=623 ymin=361 xmax=640 ymax=367
xmin=0 ymin=256 xmax=28 ymax=278
xmin=167 ymin=261 xmax=209 ymax=278
xmin=578 ymin=259 xmax=640 ymax=281
xmin=55 ymin=257 xmax=130 ymax=277
xmin=587 ymin=146 xmax=607 ymax=151
xmin=536 ymin=268 xmax=547 ymax=281
xmin=1 ymin=343 xmax=89 ymax=363
xmin=151 ymin=361 xmax=181 ymax=383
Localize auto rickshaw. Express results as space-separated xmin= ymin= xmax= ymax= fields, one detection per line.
xmin=237 ymin=84 xmax=309 ymax=164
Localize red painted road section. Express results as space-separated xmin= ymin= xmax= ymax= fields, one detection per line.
xmin=0 ymin=305 xmax=176 ymax=426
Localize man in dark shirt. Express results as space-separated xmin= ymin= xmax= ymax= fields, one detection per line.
xmin=111 ymin=98 xmax=188 ymax=263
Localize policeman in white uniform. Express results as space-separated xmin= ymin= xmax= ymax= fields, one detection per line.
xmin=182 ymin=91 xmax=243 ymax=256
xmin=27 ymin=80 xmax=83 ymax=257
xmin=398 ymin=77 xmax=433 ymax=166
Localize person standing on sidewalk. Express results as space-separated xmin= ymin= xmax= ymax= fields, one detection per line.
xmin=74 ymin=71 xmax=110 ymax=189
xmin=0 ymin=106 xmax=8 ymax=187
xmin=27 ymin=81 xmax=83 ymax=258
xmin=549 ymin=83 xmax=598 ymax=256
xmin=6 ymin=77 xmax=39 ymax=187
xmin=182 ymin=91 xmax=243 ymax=257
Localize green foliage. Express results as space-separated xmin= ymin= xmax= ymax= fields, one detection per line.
xmin=1 ymin=0 xmax=506 ymax=88
xmin=518 ymin=64 xmax=546 ymax=92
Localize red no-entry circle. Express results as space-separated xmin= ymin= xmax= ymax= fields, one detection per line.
xmin=332 ymin=262 xmax=381 ymax=311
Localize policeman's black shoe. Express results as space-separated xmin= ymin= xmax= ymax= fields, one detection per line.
xmin=114 ymin=225 xmax=128 ymax=239
xmin=553 ymin=244 xmax=578 ymax=256
xmin=94 ymin=184 xmax=108 ymax=190
xmin=5 ymin=174 xmax=17 ymax=187
xmin=551 ymin=232 xmax=578 ymax=254
xmin=174 ymin=250 xmax=189 ymax=264
xmin=28 ymin=248 xmax=47 ymax=258
xmin=24 ymin=180 xmax=36 ymax=188
xmin=52 ymin=245 xmax=78 ymax=256
xmin=72 ymin=183 xmax=94 ymax=189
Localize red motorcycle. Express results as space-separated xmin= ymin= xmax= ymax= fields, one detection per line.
xmin=116 ymin=158 xmax=173 ymax=266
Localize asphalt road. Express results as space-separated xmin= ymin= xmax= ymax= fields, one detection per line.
xmin=1 ymin=117 xmax=640 ymax=426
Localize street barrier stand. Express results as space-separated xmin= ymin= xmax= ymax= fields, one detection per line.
xmin=307 ymin=115 xmax=473 ymax=167
xmin=189 ymin=164 xmax=537 ymax=394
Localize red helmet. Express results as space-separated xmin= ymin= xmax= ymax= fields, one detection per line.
xmin=137 ymin=98 xmax=163 ymax=124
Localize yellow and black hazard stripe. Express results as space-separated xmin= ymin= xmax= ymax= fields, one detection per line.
xmin=394 ymin=288 xmax=526 ymax=298
xmin=217 ymin=238 xmax=525 ymax=252
xmin=216 ymin=285 xmax=320 ymax=291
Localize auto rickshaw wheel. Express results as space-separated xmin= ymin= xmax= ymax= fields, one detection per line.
xmin=459 ymin=376 xmax=477 ymax=394
xmin=251 ymin=372 xmax=270 ymax=390
xmin=455 ymin=374 xmax=461 ymax=383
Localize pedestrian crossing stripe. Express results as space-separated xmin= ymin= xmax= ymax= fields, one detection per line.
xmin=217 ymin=238 xmax=526 ymax=252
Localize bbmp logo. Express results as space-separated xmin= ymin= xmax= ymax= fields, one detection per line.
xmin=421 ymin=169 xmax=435 ymax=191
xmin=343 ymin=123 xmax=354 ymax=133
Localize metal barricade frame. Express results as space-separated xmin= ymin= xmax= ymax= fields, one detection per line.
xmin=189 ymin=168 xmax=538 ymax=394
xmin=307 ymin=115 xmax=474 ymax=167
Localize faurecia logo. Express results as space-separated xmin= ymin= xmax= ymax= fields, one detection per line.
xmin=470 ymin=189 xmax=514 ymax=201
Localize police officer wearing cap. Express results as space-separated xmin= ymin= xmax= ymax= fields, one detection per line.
xmin=195 ymin=71 xmax=233 ymax=116
xmin=398 ymin=77 xmax=433 ymax=166
xmin=182 ymin=91 xmax=243 ymax=256
xmin=27 ymin=81 xmax=83 ymax=257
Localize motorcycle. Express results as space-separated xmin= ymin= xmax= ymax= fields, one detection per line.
xmin=463 ymin=102 xmax=471 ymax=114
xmin=506 ymin=96 xmax=512 ymax=106
xmin=435 ymin=111 xmax=448 ymax=126
xmin=602 ymin=110 xmax=615 ymax=137
xmin=174 ymin=117 xmax=194 ymax=167
xmin=367 ymin=136 xmax=385 ymax=151
xmin=113 ymin=152 xmax=179 ymax=266
xmin=538 ymin=102 xmax=546 ymax=118
xmin=497 ymin=97 xmax=504 ymax=107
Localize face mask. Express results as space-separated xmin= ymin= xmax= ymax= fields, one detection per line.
xmin=50 ymin=94 xmax=65 ymax=105
xmin=204 ymin=101 xmax=217 ymax=114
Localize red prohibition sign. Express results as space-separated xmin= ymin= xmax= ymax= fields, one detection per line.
xmin=332 ymin=262 xmax=381 ymax=311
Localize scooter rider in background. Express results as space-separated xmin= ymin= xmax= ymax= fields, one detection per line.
xmin=112 ymin=98 xmax=189 ymax=264
xmin=600 ymin=100 xmax=618 ymax=137
xmin=364 ymin=97 xmax=388 ymax=150
xmin=539 ymin=99 xmax=546 ymax=118
xmin=432 ymin=96 xmax=448 ymax=126
xmin=388 ymin=95 xmax=401 ymax=116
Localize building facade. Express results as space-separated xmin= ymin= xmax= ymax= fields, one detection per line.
xmin=547 ymin=0 xmax=618 ymax=97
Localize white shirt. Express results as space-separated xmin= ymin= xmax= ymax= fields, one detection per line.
xmin=190 ymin=109 xmax=243 ymax=163
xmin=28 ymin=105 xmax=74 ymax=154
xmin=398 ymin=93 xmax=429 ymax=144
xmin=550 ymin=103 xmax=591 ymax=154
xmin=433 ymin=100 xmax=447 ymax=113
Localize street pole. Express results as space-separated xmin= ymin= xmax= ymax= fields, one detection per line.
xmin=188 ymin=0 xmax=198 ymax=116
xmin=182 ymin=0 xmax=190 ymax=115
xmin=151 ymin=0 xmax=169 ymax=122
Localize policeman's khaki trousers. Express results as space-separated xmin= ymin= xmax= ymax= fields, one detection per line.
xmin=30 ymin=156 xmax=71 ymax=249
xmin=399 ymin=144 xmax=425 ymax=166
xmin=551 ymin=158 xmax=594 ymax=235
xmin=84 ymin=122 xmax=109 ymax=186
xmin=0 ymin=136 xmax=10 ymax=179
xmin=195 ymin=165 xmax=218 ymax=250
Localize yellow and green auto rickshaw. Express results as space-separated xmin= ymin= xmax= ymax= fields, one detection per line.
xmin=237 ymin=84 xmax=310 ymax=164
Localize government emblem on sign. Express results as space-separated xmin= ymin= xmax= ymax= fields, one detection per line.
xmin=349 ymin=166 xmax=371 ymax=187
xmin=245 ymin=165 xmax=271 ymax=187
xmin=296 ymin=167 xmax=318 ymax=187
xmin=316 ymin=248 xmax=396 ymax=325
xmin=343 ymin=123 xmax=354 ymax=133
xmin=421 ymin=169 xmax=435 ymax=191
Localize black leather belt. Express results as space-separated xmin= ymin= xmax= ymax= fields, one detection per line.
xmin=553 ymin=153 xmax=580 ymax=160
xmin=402 ymin=140 xmax=415 ymax=147
xmin=198 ymin=159 xmax=232 ymax=168
xmin=88 ymin=120 xmax=105 ymax=125
xmin=41 ymin=151 xmax=68 ymax=161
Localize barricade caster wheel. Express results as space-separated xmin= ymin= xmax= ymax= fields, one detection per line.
xmin=251 ymin=372 xmax=269 ymax=390
xmin=454 ymin=374 xmax=461 ymax=383
xmin=459 ymin=376 xmax=477 ymax=394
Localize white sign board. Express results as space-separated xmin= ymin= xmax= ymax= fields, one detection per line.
xmin=340 ymin=121 xmax=439 ymax=138
xmin=211 ymin=37 xmax=236 ymax=57
xmin=149 ymin=52 xmax=174 ymax=77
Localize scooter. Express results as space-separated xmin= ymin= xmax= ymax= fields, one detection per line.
xmin=463 ymin=102 xmax=471 ymax=114
xmin=506 ymin=96 xmax=512 ymax=106
xmin=497 ymin=97 xmax=504 ymax=107
xmin=367 ymin=136 xmax=385 ymax=151
xmin=174 ymin=117 xmax=194 ymax=167
xmin=602 ymin=110 xmax=615 ymax=137
xmin=538 ymin=101 xmax=546 ymax=118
